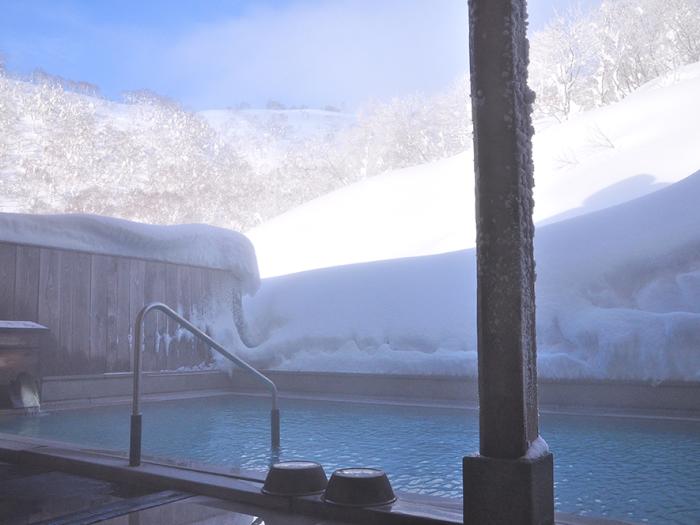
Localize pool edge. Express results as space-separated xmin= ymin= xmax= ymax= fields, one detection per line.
xmin=0 ymin=432 xmax=637 ymax=525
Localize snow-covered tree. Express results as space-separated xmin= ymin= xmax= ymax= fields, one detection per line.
xmin=531 ymin=0 xmax=700 ymax=116
xmin=0 ymin=74 xmax=263 ymax=230
xmin=2 ymin=0 xmax=699 ymax=228
xmin=660 ymin=0 xmax=700 ymax=63
xmin=530 ymin=8 xmax=598 ymax=119
xmin=336 ymin=76 xmax=471 ymax=179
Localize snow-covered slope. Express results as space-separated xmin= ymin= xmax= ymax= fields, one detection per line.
xmin=248 ymin=62 xmax=700 ymax=278
xmin=248 ymin=153 xmax=474 ymax=277
xmin=235 ymin=171 xmax=700 ymax=380
xmin=236 ymin=62 xmax=700 ymax=381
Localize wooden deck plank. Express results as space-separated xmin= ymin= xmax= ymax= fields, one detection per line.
xmin=0 ymin=243 xmax=17 ymax=319
xmin=128 ymin=259 xmax=146 ymax=371
xmin=115 ymin=258 xmax=131 ymax=371
xmin=13 ymin=246 xmax=40 ymax=321
xmin=143 ymin=261 xmax=168 ymax=371
xmin=58 ymin=251 xmax=77 ymax=375
xmin=153 ymin=262 xmax=167 ymax=371
xmin=71 ymin=253 xmax=92 ymax=374
xmin=89 ymin=255 xmax=109 ymax=374
xmin=38 ymin=249 xmax=62 ymax=375
xmin=165 ymin=263 xmax=179 ymax=370
xmin=175 ymin=265 xmax=193 ymax=367
xmin=189 ymin=267 xmax=208 ymax=364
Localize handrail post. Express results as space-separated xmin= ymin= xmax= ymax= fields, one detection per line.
xmin=129 ymin=302 xmax=281 ymax=467
xmin=271 ymin=408 xmax=280 ymax=448
xmin=129 ymin=305 xmax=146 ymax=466
xmin=129 ymin=414 xmax=142 ymax=466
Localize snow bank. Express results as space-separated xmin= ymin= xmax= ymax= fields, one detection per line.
xmin=0 ymin=213 xmax=260 ymax=294
xmin=236 ymin=249 xmax=476 ymax=374
xmin=233 ymin=63 xmax=700 ymax=381
xmin=234 ymin=171 xmax=700 ymax=381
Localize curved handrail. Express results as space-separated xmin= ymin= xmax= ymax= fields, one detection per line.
xmin=129 ymin=302 xmax=280 ymax=466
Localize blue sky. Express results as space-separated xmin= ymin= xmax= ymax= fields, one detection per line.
xmin=0 ymin=0 xmax=597 ymax=110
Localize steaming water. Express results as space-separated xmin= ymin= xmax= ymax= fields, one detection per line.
xmin=1 ymin=395 xmax=698 ymax=524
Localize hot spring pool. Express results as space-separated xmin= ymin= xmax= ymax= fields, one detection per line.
xmin=1 ymin=395 xmax=698 ymax=524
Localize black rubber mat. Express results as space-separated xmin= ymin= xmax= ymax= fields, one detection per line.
xmin=0 ymin=461 xmax=149 ymax=524
xmin=36 ymin=490 xmax=191 ymax=525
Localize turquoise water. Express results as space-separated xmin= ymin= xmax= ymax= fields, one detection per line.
xmin=1 ymin=395 xmax=699 ymax=524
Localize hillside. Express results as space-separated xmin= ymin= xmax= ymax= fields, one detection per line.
xmin=199 ymin=108 xmax=355 ymax=172
xmin=0 ymin=73 xmax=354 ymax=229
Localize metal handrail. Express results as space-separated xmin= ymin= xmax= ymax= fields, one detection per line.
xmin=129 ymin=302 xmax=280 ymax=467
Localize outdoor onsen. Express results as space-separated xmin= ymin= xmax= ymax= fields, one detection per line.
xmin=0 ymin=205 xmax=699 ymax=525
xmin=1 ymin=1 xmax=700 ymax=525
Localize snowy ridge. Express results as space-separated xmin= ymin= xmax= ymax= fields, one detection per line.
xmin=0 ymin=213 xmax=260 ymax=294
xmin=199 ymin=108 xmax=355 ymax=143
xmin=197 ymin=108 xmax=356 ymax=185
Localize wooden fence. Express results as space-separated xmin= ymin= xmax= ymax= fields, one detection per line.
xmin=0 ymin=241 xmax=237 ymax=376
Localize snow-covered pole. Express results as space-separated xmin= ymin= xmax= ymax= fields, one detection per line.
xmin=463 ymin=0 xmax=553 ymax=524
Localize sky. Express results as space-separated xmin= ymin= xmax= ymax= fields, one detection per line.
xmin=0 ymin=0 xmax=598 ymax=111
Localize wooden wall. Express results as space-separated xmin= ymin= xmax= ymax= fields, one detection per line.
xmin=0 ymin=241 xmax=236 ymax=376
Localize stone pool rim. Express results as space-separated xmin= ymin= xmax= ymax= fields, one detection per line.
xmin=26 ymin=370 xmax=700 ymax=420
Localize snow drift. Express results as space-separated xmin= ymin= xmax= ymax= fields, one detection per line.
xmin=234 ymin=171 xmax=700 ymax=381
xmin=233 ymin=63 xmax=700 ymax=381
xmin=0 ymin=213 xmax=260 ymax=294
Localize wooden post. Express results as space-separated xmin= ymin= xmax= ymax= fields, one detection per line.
xmin=463 ymin=0 xmax=553 ymax=523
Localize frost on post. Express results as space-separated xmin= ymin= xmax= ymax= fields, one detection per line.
xmin=469 ymin=0 xmax=539 ymax=460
